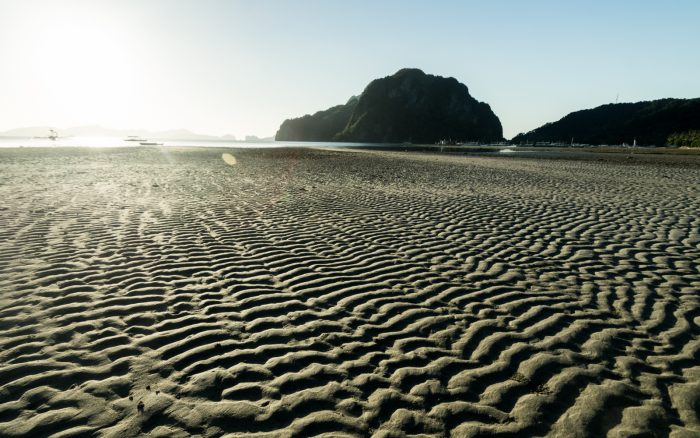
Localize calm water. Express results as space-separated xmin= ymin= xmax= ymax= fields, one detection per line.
xmin=0 ymin=136 xmax=526 ymax=156
xmin=0 ymin=136 xmax=359 ymax=149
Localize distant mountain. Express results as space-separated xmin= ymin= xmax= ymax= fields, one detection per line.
xmin=0 ymin=126 xmax=58 ymax=137
xmin=511 ymin=98 xmax=700 ymax=146
xmin=0 ymin=126 xmax=230 ymax=140
xmin=276 ymin=69 xmax=503 ymax=143
xmin=244 ymin=135 xmax=276 ymax=142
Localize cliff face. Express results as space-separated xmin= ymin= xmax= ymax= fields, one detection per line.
xmin=512 ymin=98 xmax=700 ymax=146
xmin=336 ymin=69 xmax=503 ymax=143
xmin=275 ymin=69 xmax=503 ymax=143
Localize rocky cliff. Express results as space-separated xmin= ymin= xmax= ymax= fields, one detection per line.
xmin=275 ymin=69 xmax=503 ymax=143
xmin=275 ymin=97 xmax=358 ymax=142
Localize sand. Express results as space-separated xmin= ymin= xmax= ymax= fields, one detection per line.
xmin=0 ymin=146 xmax=698 ymax=437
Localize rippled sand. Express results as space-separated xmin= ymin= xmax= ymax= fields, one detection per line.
xmin=0 ymin=147 xmax=698 ymax=437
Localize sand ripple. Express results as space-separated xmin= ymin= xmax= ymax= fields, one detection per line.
xmin=0 ymin=147 xmax=698 ymax=437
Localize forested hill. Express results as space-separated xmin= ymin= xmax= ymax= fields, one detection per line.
xmin=511 ymin=98 xmax=700 ymax=146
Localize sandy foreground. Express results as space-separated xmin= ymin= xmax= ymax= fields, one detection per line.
xmin=0 ymin=146 xmax=698 ymax=438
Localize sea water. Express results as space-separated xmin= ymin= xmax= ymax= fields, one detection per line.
xmin=0 ymin=136 xmax=397 ymax=149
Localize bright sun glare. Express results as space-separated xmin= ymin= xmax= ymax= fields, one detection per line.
xmin=17 ymin=3 xmax=148 ymax=127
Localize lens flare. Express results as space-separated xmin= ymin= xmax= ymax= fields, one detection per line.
xmin=222 ymin=153 xmax=237 ymax=165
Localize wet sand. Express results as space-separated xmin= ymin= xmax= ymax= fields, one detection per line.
xmin=0 ymin=146 xmax=699 ymax=437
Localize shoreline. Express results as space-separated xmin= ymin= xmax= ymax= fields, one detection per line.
xmin=3 ymin=143 xmax=700 ymax=167
xmin=341 ymin=144 xmax=700 ymax=167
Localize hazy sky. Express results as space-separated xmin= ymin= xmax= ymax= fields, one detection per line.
xmin=1 ymin=0 xmax=698 ymax=138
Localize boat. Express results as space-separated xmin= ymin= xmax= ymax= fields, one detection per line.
xmin=125 ymin=135 xmax=147 ymax=142
xmin=34 ymin=129 xmax=59 ymax=141
xmin=139 ymin=141 xmax=163 ymax=146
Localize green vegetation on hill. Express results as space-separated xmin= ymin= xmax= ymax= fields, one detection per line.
xmin=667 ymin=130 xmax=700 ymax=147
xmin=275 ymin=97 xmax=358 ymax=142
xmin=275 ymin=69 xmax=503 ymax=143
xmin=511 ymin=98 xmax=700 ymax=146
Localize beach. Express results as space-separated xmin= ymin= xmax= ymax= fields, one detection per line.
xmin=0 ymin=146 xmax=698 ymax=437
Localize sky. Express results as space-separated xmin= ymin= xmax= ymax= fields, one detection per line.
xmin=0 ymin=0 xmax=698 ymax=139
